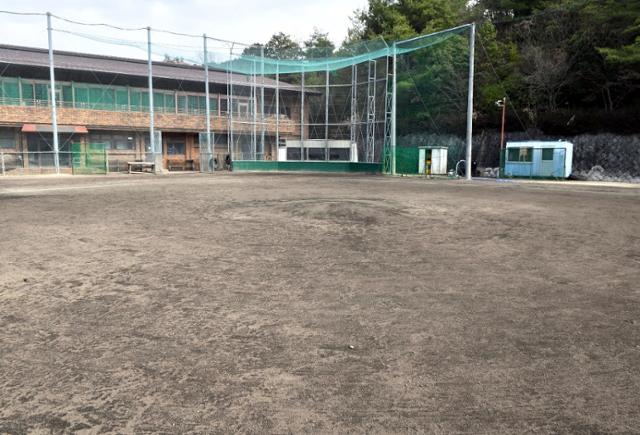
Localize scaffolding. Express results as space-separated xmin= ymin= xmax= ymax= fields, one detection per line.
xmin=0 ymin=11 xmax=475 ymax=177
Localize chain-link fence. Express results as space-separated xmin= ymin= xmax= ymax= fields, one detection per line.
xmin=0 ymin=150 xmax=106 ymax=175
xmin=0 ymin=11 xmax=474 ymax=175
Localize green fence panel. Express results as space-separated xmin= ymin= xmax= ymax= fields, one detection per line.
xmin=233 ymin=161 xmax=382 ymax=173
xmin=72 ymin=143 xmax=107 ymax=175
xmin=395 ymin=147 xmax=420 ymax=174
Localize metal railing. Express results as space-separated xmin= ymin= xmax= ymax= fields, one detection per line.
xmin=0 ymin=149 xmax=240 ymax=175
xmin=0 ymin=150 xmax=111 ymax=175
xmin=1 ymin=150 xmax=73 ymax=175
xmin=0 ymin=96 xmax=296 ymax=120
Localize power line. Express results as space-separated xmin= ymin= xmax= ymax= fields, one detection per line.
xmin=51 ymin=29 xmax=146 ymax=50
xmin=50 ymin=13 xmax=146 ymax=31
xmin=0 ymin=10 xmax=45 ymax=16
xmin=1 ymin=9 xmax=252 ymax=46
xmin=51 ymin=12 xmax=251 ymax=46
xmin=476 ymin=31 xmax=531 ymax=137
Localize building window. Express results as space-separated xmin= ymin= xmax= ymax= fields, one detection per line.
xmin=130 ymin=90 xmax=150 ymax=111
xmin=507 ymin=147 xmax=532 ymax=162
xmin=165 ymin=93 xmax=176 ymax=112
xmin=35 ymin=83 xmax=49 ymax=103
xmin=1 ymin=76 xmax=229 ymax=117
xmin=307 ymin=147 xmax=325 ymax=160
xmin=21 ymin=82 xmax=34 ymax=105
xmin=286 ymin=147 xmax=301 ymax=160
xmin=0 ymin=79 xmax=20 ymax=105
xmin=210 ymin=97 xmax=218 ymax=113
xmin=542 ymin=148 xmax=554 ymax=161
xmin=115 ymin=89 xmax=129 ymax=110
xmin=329 ymin=148 xmax=350 ymax=161
xmin=167 ymin=142 xmax=185 ymax=155
xmin=0 ymin=129 xmax=16 ymax=149
xmin=238 ymin=102 xmax=249 ymax=117
xmin=88 ymin=132 xmax=135 ymax=151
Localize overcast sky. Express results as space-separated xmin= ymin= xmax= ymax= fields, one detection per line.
xmin=0 ymin=0 xmax=368 ymax=59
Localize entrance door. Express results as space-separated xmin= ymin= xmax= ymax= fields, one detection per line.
xmin=165 ymin=136 xmax=186 ymax=170
xmin=540 ymin=148 xmax=565 ymax=177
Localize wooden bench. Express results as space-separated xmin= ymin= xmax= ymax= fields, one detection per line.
xmin=167 ymin=159 xmax=195 ymax=171
xmin=127 ymin=161 xmax=155 ymax=174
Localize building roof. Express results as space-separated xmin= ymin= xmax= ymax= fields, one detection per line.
xmin=506 ymin=141 xmax=573 ymax=149
xmin=0 ymin=44 xmax=300 ymax=92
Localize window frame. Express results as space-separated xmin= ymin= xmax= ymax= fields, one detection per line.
xmin=541 ymin=148 xmax=554 ymax=161
xmin=507 ymin=147 xmax=533 ymax=163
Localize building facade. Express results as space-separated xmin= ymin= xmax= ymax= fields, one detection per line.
xmin=0 ymin=44 xmax=305 ymax=173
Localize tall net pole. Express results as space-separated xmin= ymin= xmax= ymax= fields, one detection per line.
xmin=46 ymin=12 xmax=60 ymax=174
xmin=260 ymin=46 xmax=265 ymax=160
xmin=228 ymin=44 xmax=234 ymax=161
xmin=324 ymin=67 xmax=330 ymax=161
xmin=391 ymin=43 xmax=397 ymax=175
xmin=383 ymin=55 xmax=390 ymax=164
xmin=204 ymin=34 xmax=212 ymax=165
xmin=366 ymin=60 xmax=377 ymax=163
xmin=300 ymin=68 xmax=305 ymax=161
xmin=465 ymin=23 xmax=475 ymax=181
xmin=252 ymin=59 xmax=257 ymax=160
xmin=350 ymin=64 xmax=357 ymax=149
xmin=147 ymin=27 xmax=156 ymax=171
xmin=275 ymin=64 xmax=280 ymax=160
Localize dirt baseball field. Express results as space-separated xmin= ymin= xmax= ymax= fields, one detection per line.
xmin=1 ymin=174 xmax=639 ymax=433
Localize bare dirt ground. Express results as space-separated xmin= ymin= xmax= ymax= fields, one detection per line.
xmin=1 ymin=173 xmax=639 ymax=434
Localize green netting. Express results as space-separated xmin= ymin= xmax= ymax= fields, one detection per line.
xmin=202 ymin=25 xmax=469 ymax=74
xmin=233 ymin=161 xmax=382 ymax=173
xmin=61 ymin=24 xmax=470 ymax=74
xmin=47 ymin=21 xmax=472 ymax=173
xmin=72 ymin=143 xmax=107 ymax=174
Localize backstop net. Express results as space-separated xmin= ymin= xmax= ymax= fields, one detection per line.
xmin=150 ymin=24 xmax=473 ymax=174
xmin=0 ymin=12 xmax=473 ymax=175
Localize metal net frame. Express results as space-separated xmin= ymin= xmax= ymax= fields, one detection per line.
xmin=0 ymin=11 xmax=475 ymax=177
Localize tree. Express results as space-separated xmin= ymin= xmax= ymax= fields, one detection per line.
xmin=163 ymin=54 xmax=185 ymax=64
xmin=355 ymin=0 xmax=415 ymax=41
xmin=477 ymin=0 xmax=550 ymax=21
xmin=521 ymin=45 xmax=570 ymax=111
xmin=353 ymin=0 xmax=468 ymax=41
xmin=587 ymin=1 xmax=640 ymax=105
xmin=304 ymin=28 xmax=336 ymax=59
xmin=264 ymin=32 xmax=303 ymax=59
xmin=242 ymin=43 xmax=263 ymax=57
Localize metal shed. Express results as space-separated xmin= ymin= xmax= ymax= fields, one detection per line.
xmin=418 ymin=146 xmax=448 ymax=175
xmin=503 ymin=141 xmax=573 ymax=178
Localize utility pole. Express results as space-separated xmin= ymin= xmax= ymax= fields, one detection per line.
xmin=497 ymin=97 xmax=507 ymax=150
xmin=147 ymin=27 xmax=156 ymax=171
xmin=204 ymin=34 xmax=212 ymax=169
xmin=46 ymin=12 xmax=60 ymax=174
xmin=465 ymin=22 xmax=476 ymax=181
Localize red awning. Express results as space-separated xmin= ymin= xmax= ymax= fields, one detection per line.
xmin=21 ymin=124 xmax=88 ymax=134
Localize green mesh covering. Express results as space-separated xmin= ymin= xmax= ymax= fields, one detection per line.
xmin=51 ymin=22 xmax=473 ymax=173
xmin=203 ymin=25 xmax=469 ymax=74
xmin=233 ymin=161 xmax=382 ymax=173
xmin=66 ymin=24 xmax=470 ymax=74
xmin=72 ymin=143 xmax=107 ymax=174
